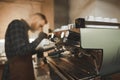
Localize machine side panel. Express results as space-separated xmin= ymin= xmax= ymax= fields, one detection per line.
xmin=80 ymin=28 xmax=120 ymax=76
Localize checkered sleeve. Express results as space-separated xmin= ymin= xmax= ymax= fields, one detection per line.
xmin=9 ymin=20 xmax=47 ymax=56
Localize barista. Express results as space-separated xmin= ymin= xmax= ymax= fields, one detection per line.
xmin=4 ymin=13 xmax=47 ymax=80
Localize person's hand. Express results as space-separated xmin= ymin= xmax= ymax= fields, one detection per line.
xmin=43 ymin=49 xmax=55 ymax=57
xmin=43 ymin=52 xmax=48 ymax=57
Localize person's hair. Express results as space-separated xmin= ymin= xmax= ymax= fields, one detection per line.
xmin=34 ymin=13 xmax=48 ymax=24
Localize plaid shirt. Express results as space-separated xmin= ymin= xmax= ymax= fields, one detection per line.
xmin=5 ymin=19 xmax=47 ymax=58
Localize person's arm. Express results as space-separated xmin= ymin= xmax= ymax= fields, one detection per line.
xmin=9 ymin=20 xmax=47 ymax=56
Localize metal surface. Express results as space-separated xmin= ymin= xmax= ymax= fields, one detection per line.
xmin=85 ymin=21 xmax=120 ymax=27
xmin=47 ymin=48 xmax=102 ymax=80
xmin=80 ymin=28 xmax=120 ymax=76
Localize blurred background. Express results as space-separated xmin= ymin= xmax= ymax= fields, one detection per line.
xmin=0 ymin=0 xmax=120 ymax=79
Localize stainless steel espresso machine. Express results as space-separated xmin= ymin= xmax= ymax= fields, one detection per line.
xmin=44 ymin=18 xmax=120 ymax=80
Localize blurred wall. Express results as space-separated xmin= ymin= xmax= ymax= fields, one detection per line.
xmin=54 ymin=0 xmax=69 ymax=28
xmin=69 ymin=0 xmax=120 ymax=23
xmin=0 ymin=0 xmax=54 ymax=39
xmin=43 ymin=0 xmax=54 ymax=30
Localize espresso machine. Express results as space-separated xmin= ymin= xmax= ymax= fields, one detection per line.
xmin=42 ymin=18 xmax=120 ymax=80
